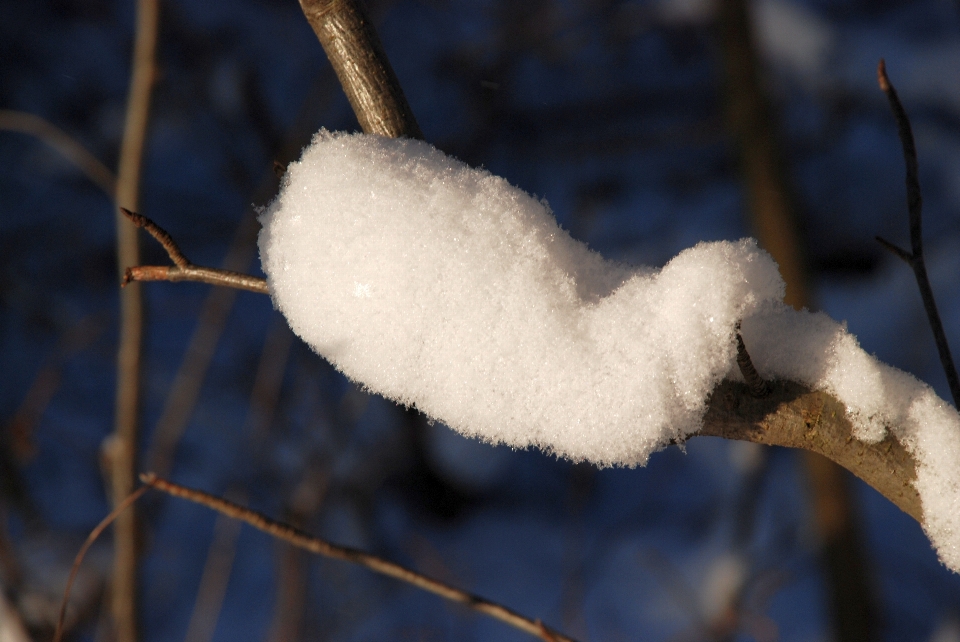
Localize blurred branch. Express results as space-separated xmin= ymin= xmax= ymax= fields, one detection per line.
xmin=140 ymin=473 xmax=577 ymax=642
xmin=0 ymin=110 xmax=117 ymax=197
xmin=875 ymin=59 xmax=960 ymax=408
xmin=120 ymin=209 xmax=268 ymax=294
xmin=107 ymin=0 xmax=160 ymax=640
xmin=298 ymin=0 xmax=423 ymax=139
xmin=53 ymin=486 xmax=149 ymax=642
xmin=182 ymin=498 xmax=243 ymax=642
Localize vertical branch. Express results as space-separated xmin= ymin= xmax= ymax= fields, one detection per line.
xmin=108 ymin=0 xmax=160 ymax=641
xmin=298 ymin=0 xmax=423 ymax=139
xmin=717 ymin=2 xmax=876 ymax=641
xmin=876 ymin=60 xmax=960 ymax=408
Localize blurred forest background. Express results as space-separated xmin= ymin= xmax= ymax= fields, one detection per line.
xmin=3 ymin=0 xmax=960 ymax=640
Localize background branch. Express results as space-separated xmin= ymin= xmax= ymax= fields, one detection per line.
xmin=107 ymin=0 xmax=160 ymax=640
xmin=140 ymin=473 xmax=576 ymax=642
xmin=0 ymin=110 xmax=117 ymax=198
xmin=875 ymin=59 xmax=960 ymax=408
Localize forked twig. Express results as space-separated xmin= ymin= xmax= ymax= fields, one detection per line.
xmin=875 ymin=59 xmax=960 ymax=407
xmin=120 ymin=208 xmax=269 ymax=294
xmin=52 ymin=486 xmax=149 ymax=642
xmin=139 ymin=473 xmax=577 ymax=642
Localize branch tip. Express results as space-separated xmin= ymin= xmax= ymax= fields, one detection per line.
xmin=877 ymin=58 xmax=890 ymax=93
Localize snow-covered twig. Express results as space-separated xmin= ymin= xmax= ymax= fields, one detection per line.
xmin=139 ymin=473 xmax=578 ymax=642
xmin=875 ymin=59 xmax=960 ymax=408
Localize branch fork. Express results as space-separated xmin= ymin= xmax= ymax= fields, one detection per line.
xmin=120 ymin=208 xmax=269 ymax=294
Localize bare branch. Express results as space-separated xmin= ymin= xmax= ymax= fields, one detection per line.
xmin=122 ymin=207 xmax=189 ymax=268
xmin=123 ymin=264 xmax=268 ymax=294
xmin=109 ymin=0 xmax=160 ymax=639
xmin=0 ymin=110 xmax=117 ymax=198
xmin=298 ymin=0 xmax=423 ymax=139
xmin=140 ymin=473 xmax=577 ymax=642
xmin=53 ymin=486 xmax=149 ymax=642
xmin=877 ymin=59 xmax=960 ymax=407
xmin=874 ymin=235 xmax=912 ymax=265
xmin=120 ymin=210 xmax=269 ymax=294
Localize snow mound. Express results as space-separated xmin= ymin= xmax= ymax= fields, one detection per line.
xmin=259 ymin=131 xmax=960 ymax=572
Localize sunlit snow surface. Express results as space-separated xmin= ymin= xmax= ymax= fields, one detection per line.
xmin=259 ymin=130 xmax=960 ymax=572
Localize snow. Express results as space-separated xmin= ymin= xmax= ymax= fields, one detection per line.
xmin=259 ymin=130 xmax=960 ymax=572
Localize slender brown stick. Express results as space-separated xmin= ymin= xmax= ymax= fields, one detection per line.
xmin=52 ymin=486 xmax=149 ymax=642
xmin=875 ymin=59 xmax=960 ymax=408
xmin=298 ymin=0 xmax=423 ymax=139
xmin=140 ymin=473 xmax=577 ymax=642
xmin=0 ymin=110 xmax=117 ymax=197
xmin=109 ymin=0 xmax=160 ymax=640
xmin=120 ymin=209 xmax=269 ymax=294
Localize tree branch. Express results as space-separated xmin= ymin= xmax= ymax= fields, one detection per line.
xmin=877 ymin=59 xmax=960 ymax=408
xmin=698 ymin=380 xmax=921 ymax=523
xmin=298 ymin=0 xmax=423 ymax=139
xmin=108 ymin=0 xmax=160 ymax=639
xmin=120 ymin=209 xmax=268 ymax=294
xmin=139 ymin=473 xmax=577 ymax=642
xmin=125 ymin=214 xmax=925 ymax=524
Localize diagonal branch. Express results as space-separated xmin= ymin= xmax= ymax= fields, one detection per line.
xmin=298 ymin=0 xmax=423 ymax=139
xmin=876 ymin=59 xmax=960 ymax=407
xmin=140 ymin=473 xmax=576 ymax=642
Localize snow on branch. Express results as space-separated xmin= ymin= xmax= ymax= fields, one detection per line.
xmin=256 ymin=131 xmax=960 ymax=572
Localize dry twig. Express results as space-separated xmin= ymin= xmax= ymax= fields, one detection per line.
xmin=875 ymin=59 xmax=960 ymax=407
xmin=120 ymin=209 xmax=268 ymax=294
xmin=53 ymin=486 xmax=149 ymax=642
xmin=0 ymin=110 xmax=117 ymax=197
xmin=139 ymin=473 xmax=577 ymax=642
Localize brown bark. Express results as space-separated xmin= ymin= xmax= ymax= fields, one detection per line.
xmin=298 ymin=0 xmax=423 ymax=139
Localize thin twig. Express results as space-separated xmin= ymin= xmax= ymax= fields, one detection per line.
xmin=119 ymin=209 xmax=269 ymax=294
xmin=736 ymin=333 xmax=770 ymax=398
xmin=876 ymin=59 xmax=960 ymax=407
xmin=122 ymin=207 xmax=189 ymax=268
xmin=53 ymin=486 xmax=149 ymax=642
xmin=0 ymin=110 xmax=117 ymax=197
xmin=139 ymin=473 xmax=577 ymax=642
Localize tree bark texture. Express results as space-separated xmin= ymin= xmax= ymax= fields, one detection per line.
xmin=298 ymin=0 xmax=423 ymax=139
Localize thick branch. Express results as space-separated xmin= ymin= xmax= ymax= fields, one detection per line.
xmin=298 ymin=0 xmax=423 ymax=139
xmin=140 ymin=473 xmax=575 ymax=642
xmin=699 ymin=380 xmax=921 ymax=523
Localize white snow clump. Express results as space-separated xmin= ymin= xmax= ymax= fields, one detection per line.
xmin=259 ymin=130 xmax=960 ymax=572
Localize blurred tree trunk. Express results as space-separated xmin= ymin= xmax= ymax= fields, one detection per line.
xmin=717 ymin=1 xmax=876 ymax=640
